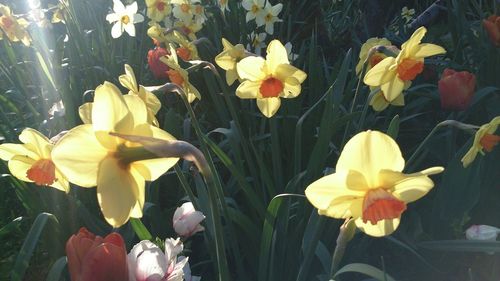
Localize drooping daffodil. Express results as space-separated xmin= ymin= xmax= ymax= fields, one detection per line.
xmin=52 ymin=82 xmax=179 ymax=227
xmin=106 ymin=0 xmax=144 ymax=38
xmin=305 ymin=130 xmax=444 ymax=237
xmin=236 ymin=39 xmax=307 ymax=118
xmin=364 ymin=27 xmax=446 ymax=103
xmin=461 ymin=116 xmax=500 ymax=167
xmin=215 ymin=38 xmax=248 ymax=85
xmin=160 ymin=44 xmax=201 ymax=103
xmin=0 ymin=128 xmax=69 ymax=192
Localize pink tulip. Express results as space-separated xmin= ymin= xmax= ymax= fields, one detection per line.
xmin=483 ymin=15 xmax=500 ymax=47
xmin=438 ymin=68 xmax=476 ymax=110
xmin=66 ymin=227 xmax=129 ymax=281
xmin=172 ymin=202 xmax=205 ymax=237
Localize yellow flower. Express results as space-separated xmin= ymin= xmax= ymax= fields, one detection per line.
xmin=364 ymin=27 xmax=446 ymax=103
xmin=169 ymin=30 xmax=199 ymax=61
xmin=236 ymin=39 xmax=307 ymax=118
xmin=0 ymin=4 xmax=31 ymax=46
xmin=355 ymin=37 xmax=392 ymax=75
xmin=174 ymin=19 xmax=201 ymax=40
xmin=369 ymin=87 xmax=405 ymax=112
xmin=145 ymin=0 xmax=171 ymax=22
xmin=52 ymin=82 xmax=179 ymax=227
xmin=305 ymin=130 xmax=444 ymax=237
xmin=0 ymin=128 xmax=69 ymax=192
xmin=215 ymin=38 xmax=248 ymax=85
xmin=119 ymin=64 xmax=162 ymax=126
xmin=461 ymin=116 xmax=500 ymax=167
xmin=160 ymin=44 xmax=201 ymax=103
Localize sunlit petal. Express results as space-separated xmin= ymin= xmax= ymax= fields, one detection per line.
xmin=256 ymin=97 xmax=281 ymax=118
xmin=354 ymin=217 xmax=400 ymax=237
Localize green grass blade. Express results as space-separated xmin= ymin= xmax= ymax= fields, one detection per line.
xmin=45 ymin=256 xmax=67 ymax=281
xmin=332 ymin=263 xmax=396 ymax=281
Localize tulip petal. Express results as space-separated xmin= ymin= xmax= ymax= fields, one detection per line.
xmin=237 ymin=56 xmax=266 ymax=81
xmin=236 ymin=80 xmax=261 ymax=99
xmin=354 ymin=217 xmax=400 ymax=237
xmin=19 ymin=128 xmax=51 ymax=159
xmin=336 ymin=131 xmax=405 ymax=188
xmin=80 ymin=241 xmax=129 ymax=281
xmin=51 ymin=125 xmax=108 ymax=187
xmin=266 ymin=40 xmax=289 ymax=72
xmin=97 ymin=156 xmax=144 ymax=227
xmin=256 ymin=97 xmax=281 ymax=118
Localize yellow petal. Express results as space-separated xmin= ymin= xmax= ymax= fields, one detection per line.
xmin=318 ymin=198 xmax=363 ymax=219
xmin=51 ymin=168 xmax=70 ymax=193
xmin=123 ymin=95 xmax=148 ymax=128
xmin=401 ymin=26 xmax=426 ymax=54
xmin=236 ymin=80 xmax=261 ymax=99
xmin=119 ymin=64 xmax=138 ymax=92
xmin=142 ymin=87 xmax=161 ymax=114
xmin=215 ymin=52 xmax=235 ymax=70
xmin=380 ymin=76 xmax=405 ymax=102
xmin=305 ymin=170 xmax=366 ymax=212
xmin=51 ymin=125 xmax=108 ymax=187
xmin=19 ymin=128 xmax=51 ymax=159
xmin=369 ymin=91 xmax=390 ymax=112
xmin=363 ymin=57 xmax=396 ymax=87
xmin=336 ymin=131 xmax=405 ymax=188
xmin=92 ymin=82 xmax=134 ymax=134
xmin=8 ymin=155 xmax=35 ymax=183
xmin=274 ymin=63 xmax=307 ymax=84
xmin=413 ymin=43 xmax=446 ymax=58
xmin=391 ymin=92 xmax=405 ymax=106
xmin=79 ymin=102 xmax=93 ymax=124
xmin=266 ymin=40 xmax=289 ymax=73
xmin=354 ymin=217 xmax=400 ymax=237
xmin=226 ymin=69 xmax=238 ymax=86
xmin=187 ymin=83 xmax=201 ymax=102
xmin=281 ymin=77 xmax=301 ymax=98
xmin=130 ymin=125 xmax=179 ymax=181
xmin=97 ymin=156 xmax=143 ymax=227
xmin=221 ymin=38 xmax=233 ymax=50
xmin=256 ymin=97 xmax=281 ymax=118
xmin=0 ymin=143 xmax=36 ymax=161
xmin=237 ymin=56 xmax=267 ymax=81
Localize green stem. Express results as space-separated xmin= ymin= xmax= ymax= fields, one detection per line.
xmin=296 ymin=215 xmax=326 ymax=281
xmin=270 ymin=117 xmax=283 ymax=193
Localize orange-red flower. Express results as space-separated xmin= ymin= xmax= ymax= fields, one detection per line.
xmin=438 ymin=68 xmax=476 ymax=111
xmin=66 ymin=227 xmax=129 ymax=281
xmin=483 ymin=15 xmax=500 ymax=47
xmin=147 ymin=46 xmax=170 ymax=79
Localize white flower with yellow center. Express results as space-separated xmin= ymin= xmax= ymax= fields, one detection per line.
xmin=241 ymin=0 xmax=264 ymax=23
xmin=255 ymin=2 xmax=282 ymax=35
xmin=106 ymin=0 xmax=144 ymax=38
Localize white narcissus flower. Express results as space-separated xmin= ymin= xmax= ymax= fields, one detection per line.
xmin=241 ymin=0 xmax=264 ymax=22
xmin=247 ymin=31 xmax=266 ymax=56
xmin=284 ymin=42 xmax=298 ymax=61
xmin=173 ymin=202 xmax=206 ymax=237
xmin=180 ymin=257 xmax=201 ymax=281
xmin=465 ymin=225 xmax=500 ymax=241
xmin=128 ymin=238 xmax=188 ymax=281
xmin=255 ymin=2 xmax=282 ymax=35
xmin=106 ymin=0 xmax=144 ymax=38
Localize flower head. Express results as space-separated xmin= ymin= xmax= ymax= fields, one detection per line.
xmin=106 ymin=0 xmax=144 ymax=38
xmin=466 ymin=225 xmax=500 ymax=241
xmin=52 ymin=82 xmax=179 ymax=227
xmin=236 ymin=39 xmax=307 ymax=118
xmin=438 ymin=68 xmax=476 ymax=111
xmin=0 ymin=4 xmax=31 ymax=46
xmin=146 ymin=0 xmax=172 ymax=22
xmin=364 ymin=27 xmax=446 ymax=102
xmin=482 ymin=15 xmax=500 ymax=47
xmin=461 ymin=116 xmax=500 ymax=167
xmin=128 ymin=238 xmax=188 ymax=281
xmin=169 ymin=30 xmax=199 ymax=61
xmin=355 ymin=37 xmax=392 ymax=75
xmin=241 ymin=0 xmax=264 ymax=22
xmin=215 ymin=38 xmax=248 ymax=85
xmin=66 ymin=228 xmax=129 ymax=281
xmin=148 ymin=46 xmax=171 ymax=79
xmin=401 ymin=6 xmax=415 ymax=23
xmin=173 ymin=202 xmax=205 ymax=237
xmin=160 ymin=44 xmax=201 ymax=103
xmin=171 ymin=0 xmax=199 ymax=23
xmin=0 ymin=128 xmax=69 ymax=192
xmin=369 ymin=87 xmax=405 ymax=112
xmin=255 ymin=2 xmax=282 ymax=35
xmin=247 ymin=31 xmax=266 ymax=55
xmin=305 ymin=130 xmax=444 ymax=237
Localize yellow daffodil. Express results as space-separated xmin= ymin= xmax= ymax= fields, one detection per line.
xmin=305 ymin=130 xmax=444 ymax=237
xmin=52 ymin=82 xmax=179 ymax=227
xmin=215 ymin=38 xmax=248 ymax=85
xmin=119 ymin=64 xmax=162 ymax=126
xmin=160 ymin=44 xmax=201 ymax=103
xmin=0 ymin=128 xmax=69 ymax=192
xmin=369 ymin=87 xmax=405 ymax=112
xmin=169 ymin=30 xmax=199 ymax=61
xmin=364 ymin=27 xmax=446 ymax=102
xmin=146 ymin=0 xmax=171 ymax=22
xmin=462 ymin=116 xmax=500 ymax=167
xmin=174 ymin=19 xmax=201 ymax=40
xmin=0 ymin=4 xmax=31 ymax=46
xmin=171 ymin=0 xmax=198 ymax=23
xmin=236 ymin=39 xmax=307 ymax=118
xmin=355 ymin=37 xmax=392 ymax=75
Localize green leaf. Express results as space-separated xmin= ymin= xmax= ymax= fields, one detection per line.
xmin=11 ymin=213 xmax=59 ymax=281
xmin=46 ymin=256 xmax=67 ymax=281
xmin=418 ymin=240 xmax=500 ymax=253
xmin=0 ymin=216 xmax=23 ymax=238
xmin=386 ymin=115 xmax=400 ymax=140
xmin=130 ymin=218 xmax=153 ymax=241
xmin=332 ymin=263 xmax=396 ymax=281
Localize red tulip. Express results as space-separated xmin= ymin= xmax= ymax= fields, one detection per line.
xmin=483 ymin=15 xmax=500 ymax=47
xmin=66 ymin=227 xmax=129 ymax=281
xmin=147 ymin=46 xmax=170 ymax=79
xmin=438 ymin=68 xmax=476 ymax=111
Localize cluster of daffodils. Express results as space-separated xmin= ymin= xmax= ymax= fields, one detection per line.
xmin=216 ymin=38 xmax=307 ymax=118
xmin=359 ymin=27 xmax=446 ymax=112
xmin=0 ymin=4 xmax=31 ymax=46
